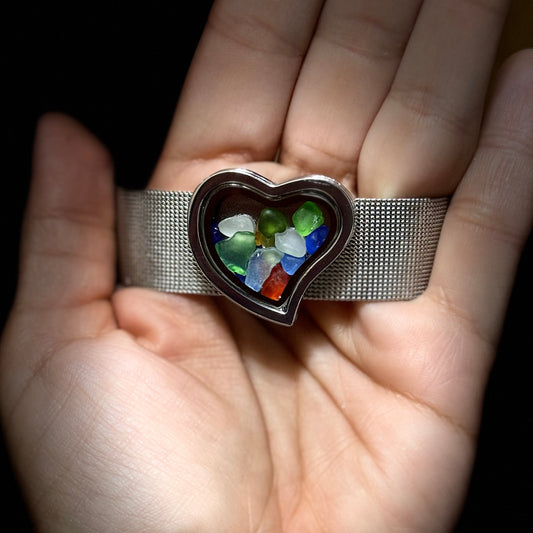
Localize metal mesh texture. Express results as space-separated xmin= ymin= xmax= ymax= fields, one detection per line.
xmin=117 ymin=188 xmax=448 ymax=301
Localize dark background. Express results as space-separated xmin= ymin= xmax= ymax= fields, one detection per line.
xmin=2 ymin=2 xmax=532 ymax=530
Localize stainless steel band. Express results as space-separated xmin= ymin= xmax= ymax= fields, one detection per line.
xmin=116 ymin=188 xmax=448 ymax=301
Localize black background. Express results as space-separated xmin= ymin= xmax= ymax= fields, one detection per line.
xmin=2 ymin=2 xmax=532 ymax=530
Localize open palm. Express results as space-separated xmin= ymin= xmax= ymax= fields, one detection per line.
xmin=2 ymin=1 xmax=533 ymax=531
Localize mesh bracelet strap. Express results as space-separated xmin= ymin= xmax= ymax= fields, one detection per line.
xmin=117 ymin=188 xmax=448 ymax=301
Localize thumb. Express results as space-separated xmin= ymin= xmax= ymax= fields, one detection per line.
xmin=1 ymin=112 xmax=116 ymax=422
xmin=15 ymin=112 xmax=116 ymax=328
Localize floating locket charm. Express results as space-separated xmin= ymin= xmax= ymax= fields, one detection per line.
xmin=188 ymin=168 xmax=354 ymax=325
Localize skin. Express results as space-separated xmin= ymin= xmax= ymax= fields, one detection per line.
xmin=1 ymin=0 xmax=533 ymax=531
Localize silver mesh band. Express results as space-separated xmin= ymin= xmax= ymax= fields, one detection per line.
xmin=117 ymin=188 xmax=448 ymax=301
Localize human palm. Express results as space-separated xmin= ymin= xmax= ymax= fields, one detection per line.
xmin=2 ymin=1 xmax=533 ymax=531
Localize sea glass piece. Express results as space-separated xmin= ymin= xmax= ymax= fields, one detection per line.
xmin=245 ymin=247 xmax=283 ymax=292
xmin=281 ymin=254 xmax=306 ymax=275
xmin=292 ymin=201 xmax=324 ymax=236
xmin=218 ymin=214 xmax=256 ymax=237
xmin=215 ymin=231 xmax=256 ymax=275
xmin=258 ymin=207 xmax=289 ymax=238
xmin=211 ymin=222 xmax=225 ymax=244
xmin=275 ymin=227 xmax=306 ymax=257
xmin=261 ymin=263 xmax=290 ymax=301
xmin=305 ymin=224 xmax=329 ymax=255
xmin=255 ymin=231 xmax=275 ymax=248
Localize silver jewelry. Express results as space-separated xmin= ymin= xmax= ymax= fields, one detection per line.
xmin=117 ymin=168 xmax=448 ymax=325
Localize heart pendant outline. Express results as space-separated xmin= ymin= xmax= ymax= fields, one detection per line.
xmin=188 ymin=168 xmax=354 ymax=326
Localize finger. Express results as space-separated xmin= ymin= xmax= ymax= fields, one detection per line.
xmin=16 ymin=113 xmax=116 ymax=319
xmin=279 ymin=0 xmax=422 ymax=190
xmin=359 ymin=0 xmax=510 ymax=197
xmin=151 ymin=0 xmax=324 ymax=190
xmin=427 ymin=50 xmax=533 ymax=346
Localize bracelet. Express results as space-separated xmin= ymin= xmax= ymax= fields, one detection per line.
xmin=117 ymin=168 xmax=448 ymax=325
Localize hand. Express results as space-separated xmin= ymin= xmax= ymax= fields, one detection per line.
xmin=2 ymin=1 xmax=533 ymax=531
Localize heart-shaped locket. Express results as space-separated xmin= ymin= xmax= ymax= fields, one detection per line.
xmin=188 ymin=169 xmax=354 ymax=325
